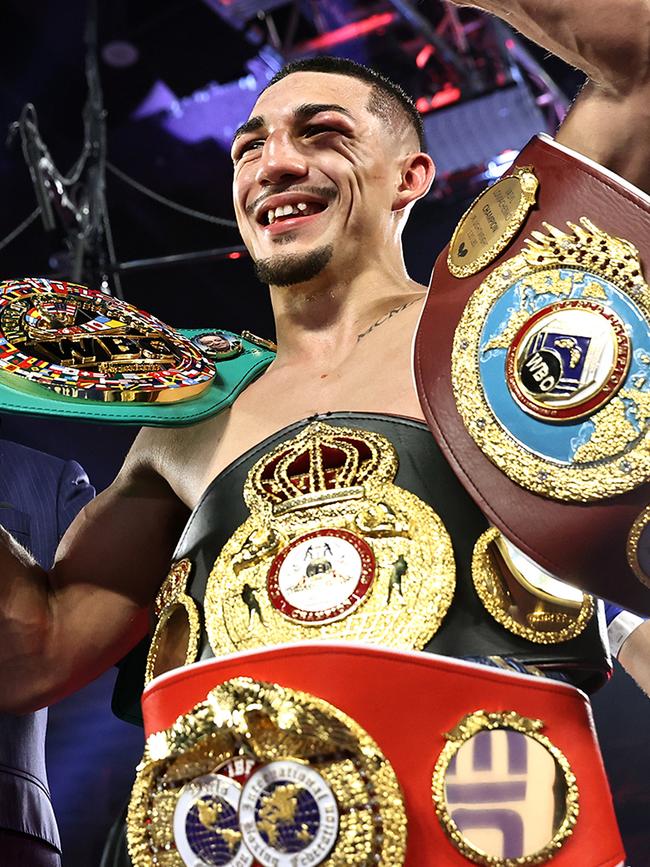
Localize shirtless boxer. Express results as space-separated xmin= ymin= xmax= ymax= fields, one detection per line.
xmin=1 ymin=0 xmax=650 ymax=713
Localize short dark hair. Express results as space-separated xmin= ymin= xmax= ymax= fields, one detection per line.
xmin=265 ymin=56 xmax=425 ymax=150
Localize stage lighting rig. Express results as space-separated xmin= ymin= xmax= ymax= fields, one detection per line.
xmin=195 ymin=0 xmax=568 ymax=199
xmin=201 ymin=0 xmax=291 ymax=31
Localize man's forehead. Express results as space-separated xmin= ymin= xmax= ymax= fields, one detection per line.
xmin=249 ymin=71 xmax=373 ymax=120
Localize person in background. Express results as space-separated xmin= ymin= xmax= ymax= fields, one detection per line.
xmin=0 ymin=437 xmax=94 ymax=865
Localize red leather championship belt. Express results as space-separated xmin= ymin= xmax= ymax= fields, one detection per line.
xmin=415 ymin=134 xmax=650 ymax=614
xmin=127 ymin=643 xmax=625 ymax=866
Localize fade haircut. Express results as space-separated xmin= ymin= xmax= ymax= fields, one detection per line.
xmin=265 ymin=56 xmax=425 ymax=151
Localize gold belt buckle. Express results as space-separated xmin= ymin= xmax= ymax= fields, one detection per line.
xmin=203 ymin=422 xmax=456 ymax=656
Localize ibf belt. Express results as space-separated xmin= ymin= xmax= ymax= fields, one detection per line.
xmin=201 ymin=422 xmax=455 ymax=657
xmin=415 ymin=133 xmax=650 ymax=615
xmin=128 ymin=643 xmax=625 ymax=866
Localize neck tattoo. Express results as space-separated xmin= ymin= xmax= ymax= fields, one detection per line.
xmin=357 ymin=298 xmax=420 ymax=342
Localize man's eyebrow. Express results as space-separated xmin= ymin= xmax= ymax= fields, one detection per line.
xmin=232 ymin=115 xmax=265 ymax=144
xmin=232 ymin=102 xmax=355 ymax=147
xmin=293 ymin=102 xmax=355 ymax=121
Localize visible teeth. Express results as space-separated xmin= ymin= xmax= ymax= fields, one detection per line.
xmin=265 ymin=202 xmax=314 ymax=224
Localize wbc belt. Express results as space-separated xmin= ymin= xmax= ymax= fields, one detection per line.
xmin=415 ymin=133 xmax=650 ymax=615
xmin=127 ymin=643 xmax=625 ymax=867
xmin=0 ymin=277 xmax=275 ymax=425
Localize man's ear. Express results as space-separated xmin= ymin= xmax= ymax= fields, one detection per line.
xmin=392 ymin=152 xmax=436 ymax=211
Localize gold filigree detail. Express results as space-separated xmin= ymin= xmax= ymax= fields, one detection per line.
xmin=482 ymin=309 xmax=529 ymax=353
xmin=243 ymin=422 xmax=397 ymax=514
xmin=583 ymin=281 xmax=608 ymax=300
xmin=432 ymin=710 xmax=579 ymax=865
xmin=520 ymin=270 xmax=573 ymax=298
xmin=452 ymin=218 xmax=650 ymax=501
xmin=241 ymin=329 xmax=277 ymax=351
xmin=204 ymin=422 xmax=455 ymax=655
xmin=0 ymin=278 xmax=214 ymax=403
xmin=571 ymin=396 xmax=640 ymax=464
xmin=472 ymin=528 xmax=593 ymax=643
xmin=145 ymin=559 xmax=200 ymax=684
xmin=628 ymin=505 xmax=650 ymax=587
xmin=448 ymin=168 xmax=539 ymax=278
xmin=127 ymin=677 xmax=407 ymax=866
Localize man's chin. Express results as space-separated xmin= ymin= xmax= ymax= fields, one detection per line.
xmin=253 ymin=244 xmax=334 ymax=287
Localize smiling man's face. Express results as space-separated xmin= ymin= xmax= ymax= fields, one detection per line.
xmin=231 ymin=71 xmax=408 ymax=287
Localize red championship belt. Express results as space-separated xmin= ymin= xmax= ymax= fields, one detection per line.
xmin=415 ymin=133 xmax=650 ymax=615
xmin=129 ymin=643 xmax=625 ymax=866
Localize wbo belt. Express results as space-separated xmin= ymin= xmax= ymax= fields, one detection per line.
xmin=128 ymin=643 xmax=625 ymax=867
xmin=415 ymin=133 xmax=650 ymax=615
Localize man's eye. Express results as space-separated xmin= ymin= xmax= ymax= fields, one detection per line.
xmin=234 ymin=139 xmax=264 ymax=160
xmin=304 ymin=124 xmax=340 ymax=137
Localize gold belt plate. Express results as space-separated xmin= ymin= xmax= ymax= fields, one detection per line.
xmin=127 ymin=677 xmax=407 ymax=866
xmin=0 ymin=278 xmax=214 ymax=402
xmin=452 ymin=219 xmax=650 ymax=501
xmin=472 ymin=528 xmax=594 ymax=644
xmin=447 ymin=167 xmax=539 ymax=278
xmin=204 ymin=422 xmax=456 ymax=656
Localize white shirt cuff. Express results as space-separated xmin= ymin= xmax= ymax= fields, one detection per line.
xmin=608 ymin=610 xmax=645 ymax=658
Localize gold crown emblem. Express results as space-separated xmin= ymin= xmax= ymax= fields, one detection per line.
xmin=522 ymin=217 xmax=648 ymax=297
xmin=244 ymin=422 xmax=399 ymax=516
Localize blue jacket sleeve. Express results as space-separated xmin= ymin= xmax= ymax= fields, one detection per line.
xmin=56 ymin=459 xmax=96 ymax=541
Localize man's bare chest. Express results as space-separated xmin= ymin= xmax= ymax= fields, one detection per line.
xmin=185 ymin=348 xmax=424 ymax=509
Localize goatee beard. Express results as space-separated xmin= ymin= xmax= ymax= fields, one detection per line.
xmin=253 ymin=244 xmax=333 ymax=287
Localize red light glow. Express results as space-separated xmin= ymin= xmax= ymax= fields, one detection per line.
xmin=430 ymin=86 xmax=461 ymax=109
xmin=416 ymin=85 xmax=462 ymax=115
xmin=298 ymin=13 xmax=396 ymax=51
xmin=228 ymin=252 xmax=243 ymax=260
xmin=416 ymin=44 xmax=434 ymax=69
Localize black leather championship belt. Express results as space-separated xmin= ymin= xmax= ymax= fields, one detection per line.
xmin=136 ymin=413 xmax=610 ymax=700
xmin=415 ymin=134 xmax=650 ymax=615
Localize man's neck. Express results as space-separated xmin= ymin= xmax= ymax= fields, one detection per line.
xmin=269 ymin=263 xmax=425 ymax=371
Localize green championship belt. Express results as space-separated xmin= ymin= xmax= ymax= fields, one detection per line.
xmin=0 ymin=277 xmax=275 ymax=426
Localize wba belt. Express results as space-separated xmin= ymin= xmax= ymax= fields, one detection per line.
xmin=135 ymin=413 xmax=609 ymax=703
xmin=127 ymin=643 xmax=624 ymax=867
xmin=415 ymin=133 xmax=650 ymax=615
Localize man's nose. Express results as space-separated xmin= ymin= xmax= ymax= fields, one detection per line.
xmin=255 ymin=131 xmax=308 ymax=185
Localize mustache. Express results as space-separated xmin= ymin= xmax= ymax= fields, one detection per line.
xmin=245 ymin=185 xmax=337 ymax=217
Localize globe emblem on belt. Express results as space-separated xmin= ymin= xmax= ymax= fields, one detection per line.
xmin=506 ymin=299 xmax=631 ymax=422
xmin=173 ymin=774 xmax=254 ymax=867
xmin=238 ymin=760 xmax=339 ymax=867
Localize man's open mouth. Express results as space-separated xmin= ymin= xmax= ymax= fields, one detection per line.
xmin=262 ymin=202 xmax=326 ymax=226
xmin=254 ymin=193 xmax=332 ymax=227
xmin=263 ymin=201 xmax=326 ymax=225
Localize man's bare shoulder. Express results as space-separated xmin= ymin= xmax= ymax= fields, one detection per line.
xmin=124 ymin=410 xmax=231 ymax=509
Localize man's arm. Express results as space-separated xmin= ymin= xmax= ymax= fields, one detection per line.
xmin=0 ymin=435 xmax=189 ymax=713
xmin=616 ymin=618 xmax=650 ymax=694
xmin=452 ymin=0 xmax=650 ymax=191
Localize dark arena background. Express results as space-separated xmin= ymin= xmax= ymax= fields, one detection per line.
xmin=0 ymin=0 xmax=648 ymax=864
